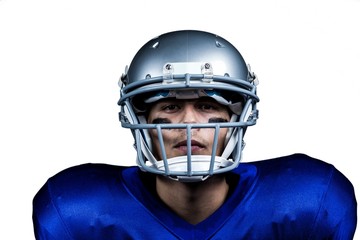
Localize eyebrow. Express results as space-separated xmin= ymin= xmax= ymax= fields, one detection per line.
xmin=151 ymin=117 xmax=228 ymax=124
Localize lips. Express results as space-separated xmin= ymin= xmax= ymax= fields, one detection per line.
xmin=174 ymin=140 xmax=205 ymax=153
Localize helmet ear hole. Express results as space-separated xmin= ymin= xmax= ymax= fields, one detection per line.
xmin=131 ymin=92 xmax=155 ymax=113
xmin=130 ymin=97 xmax=147 ymax=112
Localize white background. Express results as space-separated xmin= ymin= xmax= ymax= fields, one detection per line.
xmin=1 ymin=0 xmax=359 ymax=239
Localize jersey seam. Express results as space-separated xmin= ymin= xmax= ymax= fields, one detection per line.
xmin=47 ymin=180 xmax=74 ymax=239
xmin=307 ymin=165 xmax=334 ymax=239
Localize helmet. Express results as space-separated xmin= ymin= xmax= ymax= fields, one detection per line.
xmin=118 ymin=30 xmax=259 ymax=182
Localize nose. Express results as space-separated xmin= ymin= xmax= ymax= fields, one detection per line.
xmin=180 ymin=104 xmax=198 ymax=124
xmin=177 ymin=103 xmax=202 ymax=136
xmin=181 ymin=103 xmax=200 ymax=123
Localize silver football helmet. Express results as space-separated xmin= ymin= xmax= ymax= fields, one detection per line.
xmin=118 ymin=30 xmax=259 ymax=181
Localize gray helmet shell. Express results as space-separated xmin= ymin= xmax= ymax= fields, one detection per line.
xmin=126 ymin=30 xmax=249 ymax=85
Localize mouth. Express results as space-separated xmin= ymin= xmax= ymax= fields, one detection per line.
xmin=173 ymin=140 xmax=205 ymax=154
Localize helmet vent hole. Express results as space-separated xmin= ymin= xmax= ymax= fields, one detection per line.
xmin=151 ymin=41 xmax=160 ymax=49
xmin=215 ymin=40 xmax=225 ymax=48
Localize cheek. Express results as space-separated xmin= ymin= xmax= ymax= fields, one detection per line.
xmin=214 ymin=128 xmax=229 ymax=154
xmin=149 ymin=128 xmax=174 ymax=141
xmin=149 ymin=129 xmax=174 ymax=159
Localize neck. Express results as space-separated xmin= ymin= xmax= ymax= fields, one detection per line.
xmin=156 ymin=175 xmax=229 ymax=225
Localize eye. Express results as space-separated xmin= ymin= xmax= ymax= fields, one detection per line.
xmin=162 ymin=104 xmax=179 ymax=112
xmin=197 ymin=102 xmax=218 ymax=111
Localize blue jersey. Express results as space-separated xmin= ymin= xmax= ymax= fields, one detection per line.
xmin=32 ymin=154 xmax=357 ymax=239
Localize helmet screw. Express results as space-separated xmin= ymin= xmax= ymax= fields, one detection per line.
xmin=165 ymin=63 xmax=172 ymax=70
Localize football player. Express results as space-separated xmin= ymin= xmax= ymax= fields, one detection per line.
xmin=33 ymin=30 xmax=357 ymax=239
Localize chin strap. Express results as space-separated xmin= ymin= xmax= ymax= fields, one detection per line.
xmin=147 ymin=155 xmax=234 ymax=181
xmin=135 ymin=115 xmax=159 ymax=169
xmin=221 ymin=114 xmax=240 ymax=160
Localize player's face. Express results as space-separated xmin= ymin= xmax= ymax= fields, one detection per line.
xmin=147 ymin=97 xmax=231 ymax=160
